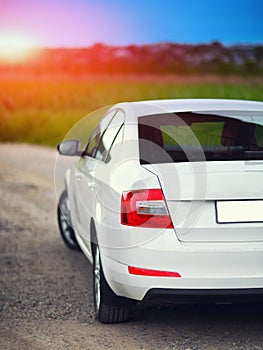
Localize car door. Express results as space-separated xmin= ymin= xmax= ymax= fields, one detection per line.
xmin=74 ymin=109 xmax=125 ymax=254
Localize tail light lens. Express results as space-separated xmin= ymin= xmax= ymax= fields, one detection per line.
xmin=121 ymin=189 xmax=173 ymax=228
xmin=128 ymin=266 xmax=181 ymax=277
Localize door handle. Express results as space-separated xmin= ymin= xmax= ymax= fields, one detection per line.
xmin=75 ymin=171 xmax=83 ymax=181
xmin=87 ymin=181 xmax=96 ymax=189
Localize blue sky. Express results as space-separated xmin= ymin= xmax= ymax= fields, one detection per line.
xmin=0 ymin=0 xmax=262 ymax=47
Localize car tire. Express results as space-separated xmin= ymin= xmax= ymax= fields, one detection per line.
xmin=93 ymin=243 xmax=136 ymax=323
xmin=57 ymin=189 xmax=80 ymax=251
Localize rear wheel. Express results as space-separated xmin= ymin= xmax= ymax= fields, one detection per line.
xmin=93 ymin=243 xmax=135 ymax=323
xmin=57 ymin=190 xmax=80 ymax=251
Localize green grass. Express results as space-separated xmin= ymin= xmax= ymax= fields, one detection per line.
xmin=1 ymin=76 xmax=263 ymax=147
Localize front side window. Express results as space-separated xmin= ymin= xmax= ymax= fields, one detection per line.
xmin=139 ymin=111 xmax=263 ymax=164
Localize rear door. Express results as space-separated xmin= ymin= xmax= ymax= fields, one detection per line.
xmin=75 ymin=109 xmax=125 ymax=249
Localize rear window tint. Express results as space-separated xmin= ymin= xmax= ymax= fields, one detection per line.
xmin=138 ymin=111 xmax=263 ymax=164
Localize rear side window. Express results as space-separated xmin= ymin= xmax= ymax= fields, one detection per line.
xmin=85 ymin=110 xmax=116 ymax=158
xmin=84 ymin=109 xmax=124 ymax=162
xmin=95 ymin=110 xmax=124 ymax=162
xmin=139 ymin=111 xmax=263 ymax=164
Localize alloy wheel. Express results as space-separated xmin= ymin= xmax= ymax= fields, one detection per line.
xmin=94 ymin=246 xmax=101 ymax=312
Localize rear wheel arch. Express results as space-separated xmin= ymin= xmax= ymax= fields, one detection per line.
xmin=92 ymin=242 xmax=136 ymax=323
xmin=90 ymin=219 xmax=136 ymax=323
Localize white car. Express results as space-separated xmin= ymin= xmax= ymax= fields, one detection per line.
xmin=57 ymin=99 xmax=263 ymax=323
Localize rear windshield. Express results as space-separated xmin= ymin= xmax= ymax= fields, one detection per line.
xmin=138 ymin=111 xmax=263 ymax=164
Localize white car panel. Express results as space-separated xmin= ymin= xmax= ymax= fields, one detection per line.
xmin=142 ymin=161 xmax=263 ymax=242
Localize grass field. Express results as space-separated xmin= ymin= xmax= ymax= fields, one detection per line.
xmin=1 ymin=74 xmax=263 ymax=147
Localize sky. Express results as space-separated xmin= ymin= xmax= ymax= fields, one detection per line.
xmin=0 ymin=0 xmax=262 ymax=48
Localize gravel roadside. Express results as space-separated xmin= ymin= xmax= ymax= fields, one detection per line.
xmin=0 ymin=143 xmax=263 ymax=350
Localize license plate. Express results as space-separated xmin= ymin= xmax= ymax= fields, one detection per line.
xmin=216 ymin=200 xmax=263 ymax=223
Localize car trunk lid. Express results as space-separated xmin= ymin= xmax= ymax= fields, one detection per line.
xmin=143 ymin=161 xmax=263 ymax=242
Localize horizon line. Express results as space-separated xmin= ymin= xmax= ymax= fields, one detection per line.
xmin=27 ymin=41 xmax=263 ymax=50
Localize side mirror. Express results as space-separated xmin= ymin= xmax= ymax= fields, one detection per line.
xmin=57 ymin=139 xmax=82 ymax=156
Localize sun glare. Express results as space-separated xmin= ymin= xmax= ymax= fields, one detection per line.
xmin=0 ymin=32 xmax=39 ymax=63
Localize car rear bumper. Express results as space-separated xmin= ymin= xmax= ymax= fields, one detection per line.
xmin=102 ymin=253 xmax=263 ymax=301
xmin=142 ymin=288 xmax=263 ymax=305
xmin=98 ymin=225 xmax=263 ymax=302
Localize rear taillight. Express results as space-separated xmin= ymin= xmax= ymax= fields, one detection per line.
xmin=120 ymin=189 xmax=173 ymax=228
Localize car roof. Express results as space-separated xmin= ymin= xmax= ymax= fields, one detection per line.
xmin=114 ymin=99 xmax=263 ymax=118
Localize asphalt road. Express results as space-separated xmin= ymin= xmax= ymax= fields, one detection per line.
xmin=1 ymin=143 xmax=263 ymax=350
